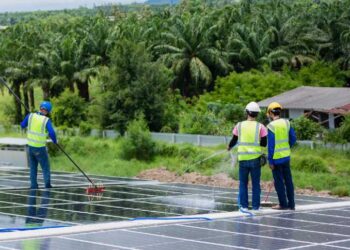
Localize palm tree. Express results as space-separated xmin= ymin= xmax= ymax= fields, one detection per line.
xmin=153 ymin=14 xmax=229 ymax=97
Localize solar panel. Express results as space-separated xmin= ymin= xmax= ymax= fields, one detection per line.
xmin=0 ymin=168 xmax=348 ymax=249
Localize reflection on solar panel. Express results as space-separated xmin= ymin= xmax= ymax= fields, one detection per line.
xmin=0 ymin=168 xmax=349 ymax=249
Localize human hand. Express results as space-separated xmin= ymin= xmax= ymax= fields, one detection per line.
xmin=269 ymin=164 xmax=275 ymax=170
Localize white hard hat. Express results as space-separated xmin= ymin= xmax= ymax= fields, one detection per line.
xmin=245 ymin=102 xmax=261 ymax=112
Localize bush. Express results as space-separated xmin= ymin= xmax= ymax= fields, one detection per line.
xmin=331 ymin=186 xmax=350 ymax=197
xmin=325 ymin=115 xmax=350 ymax=143
xmin=52 ymin=89 xmax=87 ymax=127
xmin=291 ymin=116 xmax=322 ymax=140
xmin=119 ymin=115 xmax=156 ymax=161
xmin=292 ymin=156 xmax=329 ymax=173
xmin=291 ymin=61 xmax=345 ymax=87
xmin=179 ymin=102 xmax=246 ymax=135
xmin=198 ymin=68 xmax=300 ymax=105
xmin=79 ymin=121 xmax=92 ymax=136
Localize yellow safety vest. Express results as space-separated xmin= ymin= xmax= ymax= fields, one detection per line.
xmin=27 ymin=113 xmax=49 ymax=148
xmin=267 ymin=119 xmax=291 ymax=160
xmin=237 ymin=121 xmax=262 ymax=161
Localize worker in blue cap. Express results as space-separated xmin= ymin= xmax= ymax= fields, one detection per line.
xmin=21 ymin=101 xmax=57 ymax=189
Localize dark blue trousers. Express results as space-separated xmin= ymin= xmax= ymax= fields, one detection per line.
xmin=239 ymin=158 xmax=261 ymax=209
xmin=272 ymin=161 xmax=295 ymax=209
xmin=28 ymin=146 xmax=52 ymax=189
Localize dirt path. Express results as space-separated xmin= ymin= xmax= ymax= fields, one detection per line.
xmin=137 ymin=167 xmax=337 ymax=198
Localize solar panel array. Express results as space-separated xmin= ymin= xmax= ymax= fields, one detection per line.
xmin=0 ymin=168 xmax=348 ymax=249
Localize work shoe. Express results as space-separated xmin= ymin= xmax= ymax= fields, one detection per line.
xmin=252 ymin=208 xmax=263 ymax=215
xmin=271 ymin=205 xmax=289 ymax=210
xmin=239 ymin=207 xmax=249 ymax=213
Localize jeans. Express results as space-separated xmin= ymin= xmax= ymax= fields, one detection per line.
xmin=238 ymin=158 xmax=261 ymax=209
xmin=28 ymin=146 xmax=52 ymax=189
xmin=272 ymin=161 xmax=295 ymax=209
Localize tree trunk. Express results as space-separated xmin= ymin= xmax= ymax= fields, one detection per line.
xmin=42 ymin=80 xmax=50 ymax=100
xmin=29 ymin=86 xmax=35 ymax=110
xmin=76 ymin=80 xmax=90 ymax=102
xmin=13 ymin=82 xmax=22 ymax=124
xmin=23 ymin=83 xmax=29 ymax=115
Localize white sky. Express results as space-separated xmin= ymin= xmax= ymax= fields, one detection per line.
xmin=0 ymin=0 xmax=146 ymax=13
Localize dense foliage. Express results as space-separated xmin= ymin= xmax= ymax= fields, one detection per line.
xmin=0 ymin=0 xmax=349 ymax=135
xmin=291 ymin=116 xmax=323 ymax=141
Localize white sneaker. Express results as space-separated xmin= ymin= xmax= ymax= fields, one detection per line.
xmin=239 ymin=207 xmax=251 ymax=215
xmin=252 ymin=208 xmax=263 ymax=215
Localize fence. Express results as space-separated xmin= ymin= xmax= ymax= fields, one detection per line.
xmin=1 ymin=125 xmax=350 ymax=150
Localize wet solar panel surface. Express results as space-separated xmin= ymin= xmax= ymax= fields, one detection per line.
xmin=0 ymin=167 xmax=349 ymax=249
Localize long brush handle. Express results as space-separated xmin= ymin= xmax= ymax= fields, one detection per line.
xmin=55 ymin=143 xmax=96 ymax=187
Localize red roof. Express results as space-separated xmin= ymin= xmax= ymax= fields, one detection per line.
xmin=326 ymin=103 xmax=350 ymax=115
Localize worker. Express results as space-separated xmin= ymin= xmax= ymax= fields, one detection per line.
xmin=20 ymin=101 xmax=57 ymax=189
xmin=227 ymin=102 xmax=267 ymax=211
xmin=266 ymin=102 xmax=296 ymax=210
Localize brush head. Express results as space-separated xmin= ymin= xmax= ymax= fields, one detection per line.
xmin=86 ymin=184 xmax=105 ymax=194
xmin=86 ymin=184 xmax=105 ymax=201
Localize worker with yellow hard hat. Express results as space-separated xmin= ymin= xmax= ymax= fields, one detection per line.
xmin=266 ymin=102 xmax=297 ymax=210
xmin=227 ymin=102 xmax=267 ymax=212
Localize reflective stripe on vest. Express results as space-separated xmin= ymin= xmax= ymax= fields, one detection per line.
xmin=237 ymin=121 xmax=262 ymax=161
xmin=27 ymin=113 xmax=49 ymax=148
xmin=267 ymin=119 xmax=291 ymax=160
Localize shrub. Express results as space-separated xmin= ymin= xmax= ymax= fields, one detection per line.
xmin=119 ymin=115 xmax=156 ymax=161
xmin=155 ymin=142 xmax=179 ymax=157
xmin=325 ymin=115 xmax=350 ymax=143
xmin=79 ymin=121 xmax=92 ymax=136
xmin=331 ymin=186 xmax=350 ymax=197
xmin=336 ymin=115 xmax=350 ymax=143
xmin=52 ymin=89 xmax=87 ymax=127
xmin=291 ymin=116 xmax=322 ymax=140
xmin=179 ymin=102 xmax=246 ymax=135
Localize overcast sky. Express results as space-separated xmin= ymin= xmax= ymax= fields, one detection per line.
xmin=0 ymin=0 xmax=145 ymax=13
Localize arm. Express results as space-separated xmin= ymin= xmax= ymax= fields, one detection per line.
xmin=46 ymin=120 xmax=57 ymax=144
xmin=20 ymin=114 xmax=30 ymax=129
xmin=259 ymin=124 xmax=268 ymax=147
xmin=228 ymin=135 xmax=238 ymax=150
xmin=289 ymin=127 xmax=297 ymax=148
xmin=260 ymin=136 xmax=267 ymax=147
xmin=267 ymin=130 xmax=275 ymax=166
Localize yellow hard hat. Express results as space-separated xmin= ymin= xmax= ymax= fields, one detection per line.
xmin=267 ymin=102 xmax=282 ymax=114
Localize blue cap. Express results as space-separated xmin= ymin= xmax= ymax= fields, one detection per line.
xmin=40 ymin=101 xmax=52 ymax=113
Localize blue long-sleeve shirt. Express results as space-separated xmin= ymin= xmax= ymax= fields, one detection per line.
xmin=268 ymin=126 xmax=296 ymax=165
xmin=20 ymin=113 xmax=57 ymax=144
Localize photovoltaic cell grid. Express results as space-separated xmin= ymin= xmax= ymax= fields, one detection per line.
xmin=0 ymin=167 xmax=349 ymax=249
xmin=0 ymin=207 xmax=349 ymax=249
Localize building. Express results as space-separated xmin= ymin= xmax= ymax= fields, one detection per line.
xmin=258 ymin=86 xmax=350 ymax=129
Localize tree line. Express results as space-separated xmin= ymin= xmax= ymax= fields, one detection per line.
xmin=0 ymin=0 xmax=349 ymax=133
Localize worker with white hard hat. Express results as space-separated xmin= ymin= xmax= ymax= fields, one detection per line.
xmin=227 ymin=101 xmax=267 ymax=212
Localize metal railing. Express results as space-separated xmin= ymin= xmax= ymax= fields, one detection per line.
xmin=1 ymin=125 xmax=349 ymax=150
